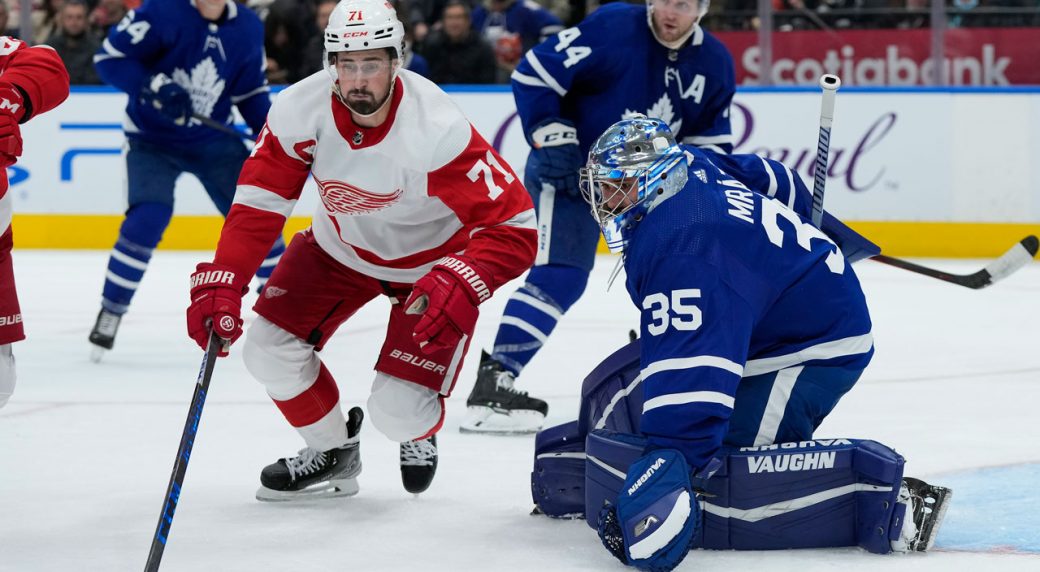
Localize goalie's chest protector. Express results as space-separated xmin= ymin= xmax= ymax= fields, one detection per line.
xmin=305 ymin=72 xmax=476 ymax=281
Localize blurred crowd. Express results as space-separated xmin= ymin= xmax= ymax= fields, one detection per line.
xmin=3 ymin=0 xmax=1039 ymax=85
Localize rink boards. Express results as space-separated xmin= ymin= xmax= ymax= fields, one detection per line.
xmin=9 ymin=85 xmax=1040 ymax=257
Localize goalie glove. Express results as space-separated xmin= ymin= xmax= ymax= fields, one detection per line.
xmin=529 ymin=118 xmax=582 ymax=196
xmin=404 ymin=256 xmax=491 ymax=354
xmin=597 ymin=449 xmax=700 ymax=572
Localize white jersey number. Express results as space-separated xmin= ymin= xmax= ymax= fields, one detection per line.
xmin=467 ymin=151 xmax=515 ymax=200
xmin=643 ymin=289 xmax=702 ymax=336
xmin=554 ymin=27 xmax=591 ymax=69
xmin=116 ymin=11 xmax=151 ymax=45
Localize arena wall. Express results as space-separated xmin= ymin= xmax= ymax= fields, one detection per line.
xmin=11 ymin=85 xmax=1039 ymax=257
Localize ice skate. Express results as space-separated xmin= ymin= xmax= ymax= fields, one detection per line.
xmin=892 ymin=477 xmax=952 ymax=552
xmin=88 ymin=309 xmax=122 ymax=362
xmin=460 ymin=351 xmax=548 ymax=434
xmin=256 ymin=407 xmax=364 ymax=501
xmin=400 ymin=434 xmax=437 ymax=494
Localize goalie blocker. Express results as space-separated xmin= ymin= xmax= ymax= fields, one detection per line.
xmin=531 ymin=341 xmax=951 ymax=557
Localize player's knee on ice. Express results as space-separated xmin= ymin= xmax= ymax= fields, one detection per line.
xmin=243 ymin=317 xmax=322 ymax=399
xmin=367 ymin=373 xmax=442 ymax=442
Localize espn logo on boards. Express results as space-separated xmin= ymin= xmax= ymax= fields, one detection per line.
xmin=389 ymin=349 xmax=447 ymax=374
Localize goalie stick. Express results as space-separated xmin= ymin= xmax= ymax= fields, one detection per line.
xmin=871 ymin=235 xmax=1038 ymax=289
xmin=799 ymin=75 xmax=1036 ymax=290
xmin=144 ymin=332 xmax=222 ymax=572
xmin=810 ymin=74 xmax=841 ymax=228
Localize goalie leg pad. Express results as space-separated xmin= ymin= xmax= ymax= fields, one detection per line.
xmin=531 ymin=420 xmax=586 ymax=518
xmin=585 ymin=430 xmax=649 ymax=529
xmin=698 ymin=438 xmax=906 ymax=554
xmin=577 ymin=339 xmax=642 ymax=435
xmin=584 ymin=431 xmax=909 ymax=554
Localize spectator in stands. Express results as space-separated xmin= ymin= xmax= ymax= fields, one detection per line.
xmin=0 ymin=2 xmax=16 ymax=39
xmin=264 ymin=0 xmax=309 ymax=84
xmin=91 ymin=0 xmax=126 ymax=38
xmin=32 ymin=0 xmax=64 ymax=44
xmin=47 ymin=0 xmax=101 ymax=84
xmin=422 ymin=0 xmax=496 ymax=84
xmin=246 ymin=0 xmax=277 ymax=20
xmin=403 ymin=19 xmax=430 ymax=78
xmin=392 ymin=0 xmax=430 ymax=44
xmin=471 ymin=0 xmax=563 ymax=83
xmin=301 ymin=0 xmax=338 ymax=77
xmin=534 ymin=0 xmax=570 ymax=23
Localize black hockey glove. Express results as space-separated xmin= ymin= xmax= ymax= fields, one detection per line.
xmin=140 ymin=73 xmax=193 ymax=126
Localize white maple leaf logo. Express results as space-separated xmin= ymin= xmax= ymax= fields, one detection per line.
xmin=172 ymin=57 xmax=225 ymax=126
xmin=622 ymin=94 xmax=682 ymax=135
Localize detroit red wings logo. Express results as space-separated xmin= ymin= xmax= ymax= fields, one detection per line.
xmin=315 ymin=178 xmax=402 ymax=215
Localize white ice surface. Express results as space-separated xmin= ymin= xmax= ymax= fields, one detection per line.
xmin=2 ymin=251 xmax=1039 ymax=571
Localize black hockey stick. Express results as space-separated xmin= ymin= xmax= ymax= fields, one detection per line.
xmin=144 ymin=332 xmax=222 ymax=572
xmin=871 ymin=235 xmax=1038 ymax=289
xmin=191 ymin=113 xmax=254 ymax=142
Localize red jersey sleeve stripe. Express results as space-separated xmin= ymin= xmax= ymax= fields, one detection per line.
xmin=234 ymin=184 xmax=298 ymax=218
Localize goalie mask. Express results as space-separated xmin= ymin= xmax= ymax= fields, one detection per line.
xmin=579 ymin=115 xmax=689 ymax=253
xmin=324 ymin=0 xmax=405 ymax=115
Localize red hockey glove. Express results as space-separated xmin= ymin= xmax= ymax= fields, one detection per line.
xmin=405 ymin=256 xmax=492 ymax=354
xmin=186 ymin=262 xmax=249 ymax=357
xmin=0 ymin=83 xmax=25 ymax=166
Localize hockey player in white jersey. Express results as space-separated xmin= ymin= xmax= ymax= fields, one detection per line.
xmin=185 ymin=0 xmax=537 ymax=500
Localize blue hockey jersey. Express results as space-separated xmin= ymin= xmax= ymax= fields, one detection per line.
xmin=94 ymin=0 xmax=270 ymax=146
xmin=472 ymin=0 xmax=564 ymax=54
xmin=511 ymin=3 xmax=735 ymax=155
xmin=624 ymin=148 xmax=873 ymax=471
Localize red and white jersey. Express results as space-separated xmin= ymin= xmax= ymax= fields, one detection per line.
xmin=217 ymin=69 xmax=536 ymax=290
xmin=0 ymin=37 xmax=70 ymax=237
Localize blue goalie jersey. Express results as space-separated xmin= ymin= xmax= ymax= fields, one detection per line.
xmin=624 ymin=148 xmax=874 ymax=470
xmin=94 ymin=0 xmax=270 ymax=146
xmin=511 ymin=3 xmax=735 ymax=155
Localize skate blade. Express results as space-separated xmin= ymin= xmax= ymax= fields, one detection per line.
xmin=89 ymin=346 xmax=106 ymax=363
xmin=917 ymin=486 xmax=953 ymax=552
xmin=255 ymin=477 xmax=359 ymax=502
xmin=459 ymin=406 xmax=545 ymax=435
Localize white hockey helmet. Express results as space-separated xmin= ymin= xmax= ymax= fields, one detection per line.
xmin=324 ymin=0 xmax=405 ymax=61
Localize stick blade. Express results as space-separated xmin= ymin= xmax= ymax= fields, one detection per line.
xmin=977 ymin=235 xmax=1039 ymax=287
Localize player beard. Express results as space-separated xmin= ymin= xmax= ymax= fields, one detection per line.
xmin=346 ymin=88 xmax=383 ymax=115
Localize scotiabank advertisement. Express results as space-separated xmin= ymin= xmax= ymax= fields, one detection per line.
xmin=717 ymin=28 xmax=1039 ymax=86
xmin=11 ymin=88 xmax=1040 ymax=226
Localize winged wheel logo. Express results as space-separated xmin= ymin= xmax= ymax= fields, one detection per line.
xmin=316 ymin=179 xmax=402 ymax=215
